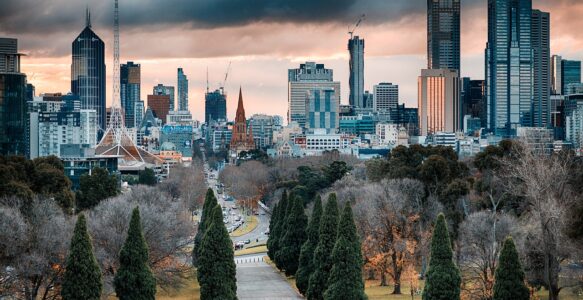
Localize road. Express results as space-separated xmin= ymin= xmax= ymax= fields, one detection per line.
xmin=236 ymin=255 xmax=303 ymax=300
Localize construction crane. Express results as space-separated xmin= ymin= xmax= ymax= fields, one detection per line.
xmin=220 ymin=61 xmax=232 ymax=94
xmin=348 ymin=14 xmax=366 ymax=39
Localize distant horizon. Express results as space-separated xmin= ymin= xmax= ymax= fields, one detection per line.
xmin=3 ymin=0 xmax=583 ymax=122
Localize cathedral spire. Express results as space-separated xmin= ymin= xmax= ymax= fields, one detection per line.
xmin=235 ymin=86 xmax=246 ymax=123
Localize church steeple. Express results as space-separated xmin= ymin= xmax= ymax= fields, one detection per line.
xmin=230 ymin=87 xmax=255 ymax=153
xmin=86 ymin=6 xmax=92 ymax=28
xmin=235 ymin=86 xmax=246 ymax=123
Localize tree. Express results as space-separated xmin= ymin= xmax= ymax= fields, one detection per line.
xmin=76 ymin=167 xmax=119 ymax=211
xmin=266 ymin=201 xmax=280 ymax=260
xmin=268 ymin=191 xmax=287 ymax=261
xmin=274 ymin=191 xmax=294 ymax=269
xmin=324 ymin=202 xmax=366 ymax=300
xmin=323 ymin=161 xmax=351 ymax=184
xmin=193 ymin=188 xmax=218 ymax=267
xmin=422 ymin=214 xmax=461 ymax=300
xmin=62 ymin=214 xmax=102 ymax=300
xmin=296 ymin=195 xmax=323 ymax=295
xmin=114 ymin=207 xmax=156 ymax=300
xmin=277 ymin=195 xmax=308 ymax=276
xmin=197 ymin=205 xmax=237 ymax=300
xmin=307 ymin=193 xmax=339 ymax=300
xmin=138 ymin=168 xmax=157 ymax=186
xmin=492 ymin=237 xmax=529 ymax=300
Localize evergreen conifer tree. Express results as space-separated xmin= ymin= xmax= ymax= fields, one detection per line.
xmin=197 ymin=205 xmax=237 ymax=300
xmin=306 ymin=193 xmax=340 ymax=300
xmin=193 ymin=188 xmax=217 ymax=266
xmin=277 ymin=195 xmax=308 ymax=276
xmin=422 ymin=213 xmax=461 ymax=300
xmin=266 ymin=201 xmax=280 ymax=260
xmin=274 ymin=191 xmax=294 ymax=269
xmin=267 ymin=191 xmax=287 ymax=261
xmin=114 ymin=207 xmax=156 ymax=300
xmin=296 ymin=195 xmax=323 ymax=295
xmin=493 ymin=237 xmax=529 ymax=300
xmin=61 ymin=214 xmax=102 ymax=300
xmin=324 ymin=202 xmax=366 ymax=300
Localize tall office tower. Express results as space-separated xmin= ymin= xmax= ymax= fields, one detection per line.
xmin=562 ymin=60 xmax=581 ymax=95
xmin=205 ymin=89 xmax=227 ymax=124
xmin=147 ymin=94 xmax=170 ymax=124
xmin=153 ymin=84 xmax=175 ymax=111
xmin=551 ymin=55 xmax=563 ymax=95
xmin=71 ymin=9 xmax=106 ymax=136
xmin=177 ymin=68 xmax=188 ymax=111
xmin=460 ymin=79 xmax=486 ymax=125
xmin=418 ymin=69 xmax=460 ymax=136
xmin=0 ymin=38 xmax=27 ymax=156
xmin=531 ymin=10 xmax=550 ymax=128
xmin=134 ymin=100 xmax=144 ymax=127
xmin=485 ymin=0 xmax=533 ymax=137
xmin=427 ymin=0 xmax=461 ymax=71
xmin=348 ymin=36 xmax=365 ymax=108
xmin=288 ymin=62 xmax=340 ymax=127
xmin=305 ymin=88 xmax=339 ymax=134
xmin=372 ymin=83 xmax=399 ymax=112
xmin=120 ymin=61 xmax=140 ymax=128
xmin=249 ymin=114 xmax=276 ymax=149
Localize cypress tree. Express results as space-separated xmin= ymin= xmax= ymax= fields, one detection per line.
xmin=324 ymin=202 xmax=366 ymax=300
xmin=306 ymin=193 xmax=340 ymax=300
xmin=193 ymin=188 xmax=218 ymax=266
xmin=268 ymin=191 xmax=287 ymax=261
xmin=274 ymin=191 xmax=294 ymax=269
xmin=266 ymin=201 xmax=280 ymax=260
xmin=61 ymin=214 xmax=102 ymax=300
xmin=422 ymin=213 xmax=461 ymax=300
xmin=114 ymin=207 xmax=156 ymax=300
xmin=197 ymin=205 xmax=237 ymax=300
xmin=493 ymin=237 xmax=529 ymax=300
xmin=296 ymin=195 xmax=323 ymax=295
xmin=278 ymin=196 xmax=308 ymax=276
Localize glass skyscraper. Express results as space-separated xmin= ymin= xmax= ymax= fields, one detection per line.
xmin=485 ymin=0 xmax=533 ymax=137
xmin=531 ymin=9 xmax=550 ymax=128
xmin=348 ymin=36 xmax=364 ymax=108
xmin=120 ymin=61 xmax=140 ymax=128
xmin=427 ymin=0 xmax=461 ymax=71
xmin=205 ymin=89 xmax=227 ymax=124
xmin=562 ymin=60 xmax=581 ymax=95
xmin=71 ymin=13 xmax=106 ymax=136
xmin=177 ymin=68 xmax=188 ymax=112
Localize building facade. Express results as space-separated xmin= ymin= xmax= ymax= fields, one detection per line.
xmin=177 ymin=68 xmax=188 ymax=111
xmin=71 ymin=13 xmax=106 ymax=136
xmin=485 ymin=0 xmax=534 ymax=137
xmin=147 ymin=94 xmax=170 ymax=125
xmin=562 ymin=60 xmax=581 ymax=95
xmin=531 ymin=9 xmax=550 ymax=128
xmin=230 ymin=88 xmax=255 ymax=153
xmin=249 ymin=114 xmax=276 ymax=149
xmin=373 ymin=83 xmax=399 ymax=112
xmin=551 ymin=55 xmax=563 ymax=95
xmin=418 ymin=69 xmax=460 ymax=136
xmin=348 ymin=36 xmax=365 ymax=108
xmin=205 ymin=89 xmax=227 ymax=124
xmin=427 ymin=0 xmax=461 ymax=71
xmin=305 ymin=88 xmax=339 ymax=134
xmin=153 ymin=84 xmax=175 ymax=111
xmin=120 ymin=61 xmax=140 ymax=128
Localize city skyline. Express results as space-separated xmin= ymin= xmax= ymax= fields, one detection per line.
xmin=3 ymin=0 xmax=583 ymax=122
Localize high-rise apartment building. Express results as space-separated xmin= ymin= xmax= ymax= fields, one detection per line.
xmin=177 ymin=68 xmax=188 ymax=111
xmin=288 ymin=62 xmax=340 ymax=127
xmin=418 ymin=69 xmax=460 ymax=136
xmin=0 ymin=37 xmax=27 ymax=156
xmin=427 ymin=0 xmax=461 ymax=71
xmin=120 ymin=61 xmax=140 ymax=128
xmin=147 ymin=94 xmax=170 ymax=124
xmin=485 ymin=0 xmax=533 ymax=137
xmin=153 ymin=84 xmax=175 ymax=111
xmin=372 ymin=83 xmax=399 ymax=112
xmin=305 ymin=88 xmax=339 ymax=134
xmin=531 ymin=10 xmax=550 ymax=128
xmin=348 ymin=36 xmax=365 ymax=108
xmin=249 ymin=114 xmax=277 ymax=149
xmin=71 ymin=11 xmax=106 ymax=136
xmin=205 ymin=89 xmax=227 ymax=124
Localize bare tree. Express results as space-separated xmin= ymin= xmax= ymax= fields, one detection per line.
xmin=221 ymin=160 xmax=270 ymax=212
xmin=459 ymin=211 xmax=519 ymax=300
xmin=161 ymin=158 xmax=207 ymax=211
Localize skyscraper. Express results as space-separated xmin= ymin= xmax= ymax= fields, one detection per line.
xmin=427 ymin=0 xmax=461 ymax=71
xmin=153 ymin=84 xmax=175 ymax=111
xmin=120 ymin=61 xmax=140 ymax=128
xmin=305 ymin=88 xmax=339 ymax=134
xmin=372 ymin=83 xmax=399 ymax=112
xmin=0 ymin=38 xmax=27 ymax=156
xmin=562 ymin=60 xmax=581 ymax=95
xmin=418 ymin=69 xmax=460 ymax=136
xmin=531 ymin=10 xmax=550 ymax=127
xmin=71 ymin=9 xmax=106 ymax=136
xmin=288 ymin=62 xmax=340 ymax=127
xmin=177 ymin=68 xmax=188 ymax=111
xmin=551 ymin=55 xmax=563 ymax=95
xmin=485 ymin=0 xmax=533 ymax=137
xmin=348 ymin=36 xmax=364 ymax=108
xmin=205 ymin=89 xmax=227 ymax=124
xmin=147 ymin=94 xmax=170 ymax=124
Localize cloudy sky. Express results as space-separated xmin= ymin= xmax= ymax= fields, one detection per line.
xmin=2 ymin=0 xmax=583 ymax=122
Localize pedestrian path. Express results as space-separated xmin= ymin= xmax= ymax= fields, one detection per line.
xmin=236 ymin=255 xmax=303 ymax=299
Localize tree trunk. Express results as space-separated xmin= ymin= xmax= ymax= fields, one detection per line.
xmin=380 ymin=268 xmax=388 ymax=286
xmin=392 ymin=253 xmax=402 ymax=294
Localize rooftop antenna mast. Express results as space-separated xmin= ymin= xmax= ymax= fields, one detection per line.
xmin=348 ymin=14 xmax=366 ymax=39
xmin=206 ymin=67 xmax=209 ymax=93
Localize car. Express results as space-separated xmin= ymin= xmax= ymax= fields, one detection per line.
xmin=260 ymin=212 xmax=266 ymax=215
xmin=244 ymin=239 xmax=251 ymax=244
